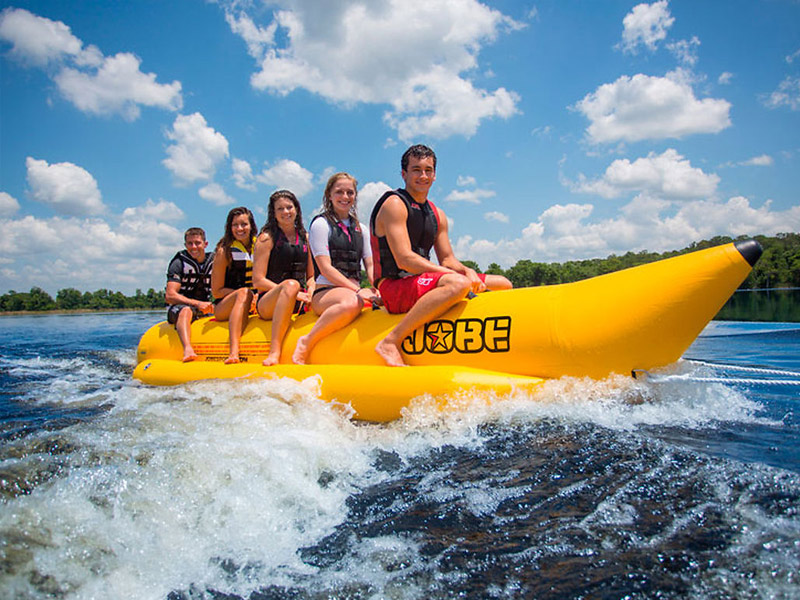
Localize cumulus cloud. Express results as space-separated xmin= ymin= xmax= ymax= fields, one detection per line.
xmin=356 ymin=180 xmax=392 ymax=222
xmin=618 ymin=0 xmax=674 ymax=54
xmin=121 ymin=198 xmax=185 ymax=222
xmin=453 ymin=196 xmax=800 ymax=269
xmin=574 ymin=70 xmax=732 ymax=143
xmin=573 ymin=148 xmax=719 ymax=200
xmin=718 ymin=72 xmax=733 ymax=85
xmin=739 ymin=154 xmax=774 ymax=167
xmin=255 ymin=159 xmax=314 ymax=198
xmin=667 ymin=36 xmax=700 ymax=66
xmin=485 ymin=211 xmax=509 ymax=223
xmin=26 ymin=157 xmax=106 ymax=216
xmin=0 ymin=8 xmax=182 ymax=119
xmin=163 ymin=113 xmax=230 ymax=184
xmin=199 ymin=182 xmax=236 ymax=206
xmin=232 ymin=157 xmax=257 ymax=190
xmin=223 ymin=0 xmax=523 ymax=140
xmin=763 ymin=76 xmax=800 ymax=111
xmin=55 ymin=53 xmax=183 ymax=120
xmin=445 ymin=188 xmax=496 ymax=204
xmin=0 ymin=192 xmax=20 ymax=217
xmin=0 ymin=201 xmax=186 ymax=294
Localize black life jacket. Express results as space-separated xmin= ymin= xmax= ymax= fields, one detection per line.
xmin=224 ymin=238 xmax=255 ymax=291
xmin=370 ymin=188 xmax=439 ymax=280
xmin=169 ymin=250 xmax=213 ymax=301
xmin=267 ymin=229 xmax=308 ymax=287
xmin=311 ymin=214 xmax=363 ymax=281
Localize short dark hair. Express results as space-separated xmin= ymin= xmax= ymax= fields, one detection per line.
xmin=401 ymin=144 xmax=437 ymax=172
xmin=184 ymin=227 xmax=206 ymax=241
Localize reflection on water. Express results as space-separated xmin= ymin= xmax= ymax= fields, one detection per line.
xmin=717 ymin=288 xmax=800 ymax=322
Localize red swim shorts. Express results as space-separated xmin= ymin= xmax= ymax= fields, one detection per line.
xmin=378 ymin=272 xmax=487 ymax=314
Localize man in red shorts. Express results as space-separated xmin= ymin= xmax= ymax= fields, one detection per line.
xmin=370 ymin=144 xmax=512 ymax=366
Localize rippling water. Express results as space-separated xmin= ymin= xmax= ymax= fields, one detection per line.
xmin=1 ymin=312 xmax=798 ymax=599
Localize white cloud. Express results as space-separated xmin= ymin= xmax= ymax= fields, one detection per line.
xmin=667 ymin=36 xmax=700 ymax=66
xmin=457 ymin=175 xmax=477 ymax=186
xmin=163 ymin=113 xmax=230 ymax=185
xmin=445 ymin=188 xmax=496 ymax=204
xmin=0 ymin=204 xmax=185 ymax=294
xmin=255 ymin=159 xmax=314 ymax=198
xmin=574 ymin=70 xmax=732 ymax=143
xmin=0 ymin=8 xmax=181 ymax=119
xmin=225 ymin=0 xmax=523 ymax=141
xmin=232 ymin=157 xmax=256 ymax=190
xmin=786 ymin=49 xmax=800 ymax=64
xmin=453 ymin=196 xmax=800 ymax=269
xmin=356 ymin=180 xmax=392 ymax=223
xmin=26 ymin=157 xmax=106 ymax=216
xmin=573 ymin=149 xmax=719 ymax=200
xmin=121 ymin=198 xmax=185 ymax=222
xmin=0 ymin=7 xmax=89 ymax=66
xmin=0 ymin=192 xmax=20 ymax=217
xmin=199 ymin=182 xmax=236 ymax=206
xmin=763 ymin=76 xmax=800 ymax=111
xmin=718 ymin=72 xmax=733 ymax=85
xmin=740 ymin=154 xmax=773 ymax=167
xmin=55 ymin=53 xmax=183 ymax=120
xmin=618 ymin=0 xmax=674 ymax=54
xmin=485 ymin=211 xmax=509 ymax=223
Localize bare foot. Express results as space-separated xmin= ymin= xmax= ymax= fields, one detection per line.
xmin=375 ymin=339 xmax=406 ymax=367
xmin=262 ymin=353 xmax=279 ymax=367
xmin=182 ymin=350 xmax=198 ymax=363
xmin=292 ymin=335 xmax=310 ymax=365
xmin=224 ymin=355 xmax=240 ymax=364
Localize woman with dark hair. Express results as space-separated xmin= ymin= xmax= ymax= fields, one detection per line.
xmin=252 ymin=190 xmax=315 ymax=366
xmin=292 ymin=172 xmax=380 ymax=364
xmin=211 ymin=206 xmax=257 ymax=364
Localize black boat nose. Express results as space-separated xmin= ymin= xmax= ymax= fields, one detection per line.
xmin=734 ymin=239 xmax=763 ymax=267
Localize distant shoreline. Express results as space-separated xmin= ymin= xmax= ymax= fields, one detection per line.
xmin=0 ymin=308 xmax=162 ymax=317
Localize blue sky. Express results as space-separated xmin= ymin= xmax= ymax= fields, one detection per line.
xmin=1 ymin=0 xmax=798 ymax=295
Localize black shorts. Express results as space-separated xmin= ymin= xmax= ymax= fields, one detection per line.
xmin=167 ymin=304 xmax=202 ymax=325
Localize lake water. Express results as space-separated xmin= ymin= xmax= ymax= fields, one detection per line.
xmin=0 ymin=311 xmax=798 ymax=599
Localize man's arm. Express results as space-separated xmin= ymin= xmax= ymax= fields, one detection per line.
xmin=432 ymin=205 xmax=486 ymax=292
xmin=378 ymin=195 xmax=451 ymax=275
xmin=165 ymin=280 xmax=213 ymax=312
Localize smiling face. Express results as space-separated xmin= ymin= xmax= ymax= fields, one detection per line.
xmin=401 ymin=155 xmax=436 ymax=201
xmin=273 ymin=196 xmax=297 ymax=231
xmin=230 ymin=213 xmax=252 ymax=243
xmin=184 ymin=234 xmax=208 ymax=262
xmin=328 ymin=176 xmax=357 ymax=220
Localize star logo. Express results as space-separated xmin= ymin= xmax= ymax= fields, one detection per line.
xmin=426 ymin=321 xmax=453 ymax=352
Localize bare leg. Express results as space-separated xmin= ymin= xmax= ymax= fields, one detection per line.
xmin=176 ymin=307 xmax=198 ymax=362
xmin=375 ymin=273 xmax=470 ymax=367
xmin=484 ymin=274 xmax=513 ymax=291
xmin=292 ymin=289 xmax=363 ymax=364
xmin=260 ymin=280 xmax=300 ymax=366
xmin=214 ymin=288 xmax=254 ymax=364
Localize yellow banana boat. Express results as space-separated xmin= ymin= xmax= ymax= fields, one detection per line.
xmin=133 ymin=240 xmax=761 ymax=420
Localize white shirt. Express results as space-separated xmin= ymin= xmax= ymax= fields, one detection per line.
xmin=308 ymin=216 xmax=372 ymax=287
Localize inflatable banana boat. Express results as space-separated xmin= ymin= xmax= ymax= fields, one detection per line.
xmin=134 ymin=240 xmax=762 ymax=421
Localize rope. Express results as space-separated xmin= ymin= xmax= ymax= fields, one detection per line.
xmin=633 ymin=361 xmax=800 ymax=387
xmin=685 ymin=360 xmax=800 ymax=378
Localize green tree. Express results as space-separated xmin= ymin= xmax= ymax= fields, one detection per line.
xmin=56 ymin=288 xmax=83 ymax=310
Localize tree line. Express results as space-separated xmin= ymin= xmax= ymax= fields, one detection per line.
xmin=1 ymin=233 xmax=797 ymax=313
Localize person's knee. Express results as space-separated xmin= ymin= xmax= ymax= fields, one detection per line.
xmin=441 ymin=273 xmax=470 ymax=297
xmin=281 ymin=279 xmax=300 ymax=297
xmin=178 ymin=306 xmax=194 ymax=324
xmin=234 ymin=287 xmax=253 ymax=305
